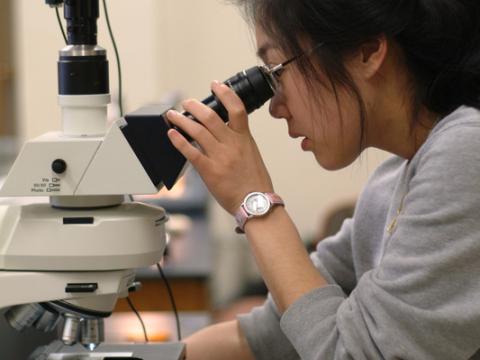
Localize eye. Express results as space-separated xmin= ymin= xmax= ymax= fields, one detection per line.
xmin=265 ymin=63 xmax=284 ymax=80
xmin=271 ymin=67 xmax=285 ymax=81
xmin=262 ymin=63 xmax=285 ymax=93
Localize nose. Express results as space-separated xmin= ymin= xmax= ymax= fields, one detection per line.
xmin=269 ymin=92 xmax=289 ymax=119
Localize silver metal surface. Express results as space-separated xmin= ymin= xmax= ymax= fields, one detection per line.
xmin=47 ymin=352 xmax=133 ymax=359
xmin=59 ymin=45 xmax=106 ymax=57
xmin=62 ymin=314 xmax=81 ymax=346
xmin=80 ymin=318 xmax=104 ymax=351
xmin=267 ymin=63 xmax=284 ymax=74
xmin=35 ymin=310 xmax=61 ymax=333
xmin=30 ymin=340 xmax=186 ymax=360
xmin=5 ymin=303 xmax=46 ymax=331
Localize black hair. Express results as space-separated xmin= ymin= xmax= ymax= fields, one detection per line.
xmin=231 ymin=0 xmax=480 ymax=123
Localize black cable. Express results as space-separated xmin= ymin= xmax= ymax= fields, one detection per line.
xmin=101 ymin=0 xmax=124 ymax=117
xmin=157 ymin=263 xmax=182 ymax=341
xmin=55 ymin=6 xmax=68 ymax=45
xmin=126 ymin=296 xmax=149 ymax=343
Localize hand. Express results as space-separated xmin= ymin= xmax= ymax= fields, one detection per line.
xmin=166 ymin=81 xmax=274 ymax=214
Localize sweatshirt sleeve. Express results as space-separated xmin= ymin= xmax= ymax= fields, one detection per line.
xmin=279 ymin=123 xmax=480 ymax=360
xmin=312 ymin=218 xmax=357 ymax=294
xmin=238 ymin=219 xmax=356 ymax=360
xmin=238 ymin=295 xmax=301 ymax=360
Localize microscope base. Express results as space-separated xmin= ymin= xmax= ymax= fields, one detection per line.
xmin=30 ymin=340 xmax=185 ymax=360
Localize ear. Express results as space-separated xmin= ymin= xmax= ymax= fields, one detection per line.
xmin=351 ymin=36 xmax=388 ymax=79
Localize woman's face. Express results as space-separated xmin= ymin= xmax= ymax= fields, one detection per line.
xmin=255 ymin=26 xmax=364 ymax=170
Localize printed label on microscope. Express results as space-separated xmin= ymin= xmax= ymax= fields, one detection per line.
xmin=31 ymin=177 xmax=61 ymax=193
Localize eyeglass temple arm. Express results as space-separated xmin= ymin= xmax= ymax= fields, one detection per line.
xmin=267 ymin=42 xmax=324 ymax=75
xmin=267 ymin=55 xmax=300 ymax=74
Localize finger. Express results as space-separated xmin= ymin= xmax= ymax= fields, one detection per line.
xmin=182 ymin=98 xmax=230 ymax=141
xmin=167 ymin=128 xmax=208 ymax=169
xmin=166 ymin=110 xmax=218 ymax=154
xmin=211 ymin=81 xmax=250 ymax=133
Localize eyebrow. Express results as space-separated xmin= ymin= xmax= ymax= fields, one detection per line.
xmin=256 ymin=43 xmax=274 ymax=60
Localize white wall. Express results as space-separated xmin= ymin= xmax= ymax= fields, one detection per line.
xmin=12 ymin=0 xmax=389 ymax=304
xmin=12 ymin=0 xmax=163 ymax=138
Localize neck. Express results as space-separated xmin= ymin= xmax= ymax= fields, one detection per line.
xmin=368 ymin=103 xmax=439 ymax=160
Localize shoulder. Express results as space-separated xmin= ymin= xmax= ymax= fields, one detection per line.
xmin=413 ymin=106 xmax=480 ymax=171
xmin=406 ymin=106 xmax=480 ymax=213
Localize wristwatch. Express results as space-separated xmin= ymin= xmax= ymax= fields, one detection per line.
xmin=234 ymin=192 xmax=284 ymax=234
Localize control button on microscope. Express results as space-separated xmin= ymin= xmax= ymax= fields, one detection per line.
xmin=51 ymin=159 xmax=67 ymax=174
xmin=65 ymin=283 xmax=98 ymax=293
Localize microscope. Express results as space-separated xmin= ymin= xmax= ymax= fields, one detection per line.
xmin=0 ymin=0 xmax=276 ymax=359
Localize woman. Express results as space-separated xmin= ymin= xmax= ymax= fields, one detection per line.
xmin=166 ymin=1 xmax=480 ymax=359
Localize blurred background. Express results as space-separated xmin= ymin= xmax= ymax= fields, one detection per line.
xmin=0 ymin=0 xmax=389 ymax=357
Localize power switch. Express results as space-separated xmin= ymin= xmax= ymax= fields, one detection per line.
xmin=52 ymin=159 xmax=67 ymax=174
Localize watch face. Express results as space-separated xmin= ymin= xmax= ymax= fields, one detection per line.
xmin=244 ymin=193 xmax=270 ymax=216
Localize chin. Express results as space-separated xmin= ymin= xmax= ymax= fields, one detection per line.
xmin=314 ymin=152 xmax=357 ymax=171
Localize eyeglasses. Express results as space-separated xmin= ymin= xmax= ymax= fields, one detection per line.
xmin=263 ymin=43 xmax=324 ymax=90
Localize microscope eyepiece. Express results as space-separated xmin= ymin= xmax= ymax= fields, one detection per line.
xmin=181 ymin=66 xmax=275 ymax=127
xmin=63 ymin=0 xmax=99 ymax=45
xmin=224 ymin=66 xmax=276 ymax=115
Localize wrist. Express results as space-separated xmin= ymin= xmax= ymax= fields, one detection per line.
xmin=243 ymin=203 xmax=285 ymax=233
xmin=234 ymin=192 xmax=284 ymax=234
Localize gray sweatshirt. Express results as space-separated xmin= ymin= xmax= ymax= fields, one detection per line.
xmin=238 ymin=106 xmax=480 ymax=360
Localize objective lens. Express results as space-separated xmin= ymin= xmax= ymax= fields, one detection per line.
xmin=81 ymin=318 xmax=105 ymax=351
xmin=34 ymin=308 xmax=61 ymax=332
xmin=62 ymin=314 xmax=81 ymax=345
xmin=5 ymin=303 xmax=45 ymax=332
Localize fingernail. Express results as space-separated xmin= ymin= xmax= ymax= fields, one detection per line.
xmin=212 ymin=80 xmax=222 ymax=88
xmin=167 ymin=109 xmax=178 ymax=117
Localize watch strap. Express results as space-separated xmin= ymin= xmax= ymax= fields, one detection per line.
xmin=234 ymin=192 xmax=284 ymax=234
xmin=234 ymin=206 xmax=250 ymax=233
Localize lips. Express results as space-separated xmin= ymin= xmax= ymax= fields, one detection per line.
xmin=289 ymin=132 xmax=308 ymax=143
xmin=301 ymin=137 xmax=312 ymax=151
xmin=288 ymin=122 xmax=308 ymax=141
xmin=288 ymin=130 xmax=311 ymax=151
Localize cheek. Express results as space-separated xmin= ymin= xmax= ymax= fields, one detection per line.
xmin=281 ymin=70 xmax=363 ymax=169
xmin=283 ymin=76 xmax=315 ymax=125
xmin=310 ymin=89 xmax=363 ymax=169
